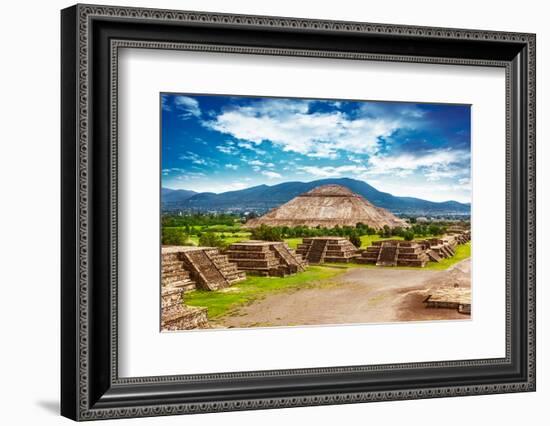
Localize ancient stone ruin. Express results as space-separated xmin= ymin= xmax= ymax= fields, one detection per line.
xmin=161 ymin=248 xmax=209 ymax=331
xmin=357 ymin=229 xmax=471 ymax=267
xmin=418 ymin=233 xmax=466 ymax=262
xmin=446 ymin=228 xmax=471 ymax=244
xmin=163 ymin=246 xmax=246 ymax=291
xmin=160 ymin=246 xmax=246 ymax=330
xmin=357 ymin=240 xmax=430 ymax=267
xmin=161 ymin=285 xmax=208 ymax=331
xmin=225 ymin=240 xmax=308 ymax=276
xmin=296 ymin=237 xmax=359 ymax=264
xmin=423 ymin=287 xmax=471 ymax=314
xmin=244 ymin=184 xmax=408 ymax=229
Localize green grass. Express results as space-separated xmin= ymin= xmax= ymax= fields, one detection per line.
xmin=283 ymin=238 xmax=302 ymax=249
xmin=359 ymin=234 xmax=403 ymax=247
xmin=185 ymin=265 xmax=346 ymax=319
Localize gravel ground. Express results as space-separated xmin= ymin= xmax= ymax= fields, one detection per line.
xmin=216 ymin=259 xmax=471 ymax=328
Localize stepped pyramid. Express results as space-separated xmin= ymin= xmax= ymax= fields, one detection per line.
xmin=225 ymin=240 xmax=307 ymax=277
xmin=244 ymin=184 xmax=407 ymax=230
xmin=357 ymin=240 xmax=429 ymax=267
xmin=162 ymin=246 xmax=246 ymax=291
xmin=161 ymin=248 xmax=209 ymax=331
xmin=296 ymin=237 xmax=359 ymax=264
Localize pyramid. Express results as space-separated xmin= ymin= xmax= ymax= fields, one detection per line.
xmin=244 ymin=184 xmax=408 ymax=230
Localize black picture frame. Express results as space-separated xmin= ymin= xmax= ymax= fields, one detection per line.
xmin=61 ymin=4 xmax=536 ymax=421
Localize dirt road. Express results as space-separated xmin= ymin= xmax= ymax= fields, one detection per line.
xmin=216 ymin=259 xmax=471 ymax=328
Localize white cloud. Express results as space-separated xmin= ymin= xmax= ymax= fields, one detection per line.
xmin=362 ymin=149 xmax=470 ymax=178
xmin=261 ymin=170 xmax=282 ymax=179
xmin=249 ymin=159 xmax=275 ymax=168
xmin=173 ymin=96 xmax=201 ymax=119
xmin=367 ymin=180 xmax=471 ymax=203
xmin=178 ymin=151 xmax=208 ymax=165
xmin=174 ymin=171 xmax=205 ymax=180
xmin=216 ymin=145 xmax=236 ymax=154
xmin=425 ymin=169 xmax=461 ymax=181
xmin=203 ymin=99 xmax=407 ymax=157
xmin=300 ymin=165 xmax=367 ymax=178
xmin=161 ymin=95 xmax=171 ymax=112
xmin=237 ymin=140 xmax=267 ymax=155
xmin=225 ymin=164 xmax=238 ymax=170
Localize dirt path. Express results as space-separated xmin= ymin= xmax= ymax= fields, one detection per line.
xmin=216 ymin=259 xmax=471 ymax=328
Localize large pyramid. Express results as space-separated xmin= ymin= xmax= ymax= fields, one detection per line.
xmin=244 ymin=184 xmax=408 ymax=229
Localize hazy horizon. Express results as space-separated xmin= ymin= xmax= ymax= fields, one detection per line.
xmin=162 ymin=177 xmax=470 ymax=205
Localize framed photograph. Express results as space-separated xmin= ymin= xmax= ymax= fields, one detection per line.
xmin=61 ymin=4 xmax=536 ymax=421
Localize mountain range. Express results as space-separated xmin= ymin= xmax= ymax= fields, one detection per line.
xmin=161 ymin=178 xmax=470 ymax=216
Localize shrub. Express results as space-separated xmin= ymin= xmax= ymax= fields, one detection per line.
xmin=349 ymin=232 xmax=361 ymax=248
xmin=199 ymin=232 xmax=226 ymax=248
xmin=403 ymin=230 xmax=415 ymax=241
xmin=250 ymin=225 xmax=283 ymax=242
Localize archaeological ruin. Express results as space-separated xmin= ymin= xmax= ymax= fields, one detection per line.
xmin=356 ymin=229 xmax=471 ymax=267
xmin=296 ymin=237 xmax=360 ymax=264
xmin=162 ymin=246 xmax=246 ymax=291
xmin=356 ymin=240 xmax=430 ymax=267
xmin=160 ymin=246 xmax=247 ymax=330
xmin=225 ymin=240 xmax=308 ymax=276
xmin=418 ymin=230 xmax=470 ymax=262
xmin=160 ymin=285 xmax=208 ymax=331
xmin=423 ymin=287 xmax=471 ymax=314
xmin=244 ymin=184 xmax=408 ymax=229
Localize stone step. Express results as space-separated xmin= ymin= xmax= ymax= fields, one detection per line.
xmin=227 ymin=272 xmax=246 ymax=283
xmin=355 ymin=258 xmax=376 ymax=264
xmin=162 ymin=261 xmax=188 ymax=274
xmin=162 ymin=273 xmax=191 ymax=286
xmin=162 ymin=253 xmax=182 ymax=263
xmin=165 ymin=279 xmax=197 ymax=292
xmin=162 ymin=268 xmax=190 ymax=278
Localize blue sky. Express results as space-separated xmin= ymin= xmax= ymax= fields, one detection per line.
xmin=161 ymin=94 xmax=471 ymax=203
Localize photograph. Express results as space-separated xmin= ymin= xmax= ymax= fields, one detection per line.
xmin=160 ymin=93 xmax=473 ymax=331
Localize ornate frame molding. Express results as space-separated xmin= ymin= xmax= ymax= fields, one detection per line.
xmin=61 ymin=4 xmax=536 ymax=421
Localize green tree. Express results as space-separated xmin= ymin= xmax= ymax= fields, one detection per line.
xmin=199 ymin=231 xmax=226 ymax=248
xmin=403 ymin=230 xmax=415 ymax=241
xmin=349 ymin=232 xmax=361 ymax=248
xmin=162 ymin=227 xmax=189 ymax=246
xmin=250 ymin=225 xmax=283 ymax=242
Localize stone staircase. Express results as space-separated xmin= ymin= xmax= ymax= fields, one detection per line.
xmin=427 ymin=249 xmax=443 ymax=263
xmin=297 ymin=237 xmax=359 ymax=264
xmin=205 ymin=249 xmax=247 ymax=284
xmin=376 ymin=242 xmax=399 ymax=266
xmin=162 ymin=246 xmax=246 ymax=292
xmin=306 ymin=239 xmax=328 ymax=264
xmin=161 ymin=252 xmax=197 ymax=292
xmin=270 ymin=243 xmax=307 ymax=273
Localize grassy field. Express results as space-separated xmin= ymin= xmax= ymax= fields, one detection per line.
xmin=185 ymin=265 xmax=346 ymax=319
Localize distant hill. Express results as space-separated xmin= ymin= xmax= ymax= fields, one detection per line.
xmin=162 ymin=178 xmax=470 ymax=216
xmin=161 ymin=188 xmax=197 ymax=205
